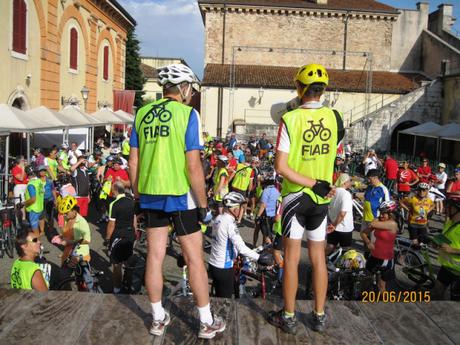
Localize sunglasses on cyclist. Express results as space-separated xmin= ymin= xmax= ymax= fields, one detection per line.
xmin=27 ymin=237 xmax=40 ymax=243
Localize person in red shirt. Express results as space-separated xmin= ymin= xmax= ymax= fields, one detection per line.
xmin=215 ymin=142 xmax=228 ymax=156
xmin=384 ymin=154 xmax=398 ymax=192
xmin=416 ymin=159 xmax=432 ymax=183
xmin=397 ymin=161 xmax=419 ymax=196
xmin=11 ymin=156 xmax=28 ymax=220
xmin=447 ymin=168 xmax=460 ymax=194
xmin=227 ymin=152 xmax=238 ymax=175
xmin=104 ymin=159 xmax=130 ymax=191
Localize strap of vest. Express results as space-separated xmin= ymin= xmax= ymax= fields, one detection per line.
xmin=135 ymin=99 xmax=173 ymax=134
xmin=231 ymin=166 xmax=251 ymax=186
xmin=333 ymin=109 xmax=345 ymax=145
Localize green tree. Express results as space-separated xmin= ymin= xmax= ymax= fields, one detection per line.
xmin=125 ymin=28 xmax=146 ymax=108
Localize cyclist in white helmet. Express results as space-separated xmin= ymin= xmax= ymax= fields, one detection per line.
xmin=129 ymin=63 xmax=225 ymax=339
xmin=208 ymin=192 xmax=273 ymax=298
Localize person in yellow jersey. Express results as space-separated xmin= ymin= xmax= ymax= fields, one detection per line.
xmin=23 ymin=167 xmax=45 ymax=235
xmin=44 ymin=147 xmax=59 ymax=181
xmin=10 ymin=229 xmax=48 ymax=291
xmin=212 ymin=155 xmax=229 ymax=215
xmin=433 ymin=197 xmax=460 ymax=299
xmin=268 ymin=64 xmax=344 ymax=334
xmin=229 ymin=160 xmax=254 ymax=225
xmin=129 ymin=63 xmax=225 ymax=339
xmin=122 ymin=132 xmax=131 ymax=161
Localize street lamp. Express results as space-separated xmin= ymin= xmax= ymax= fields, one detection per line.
xmin=80 ymin=85 xmax=90 ymax=112
xmin=258 ymin=87 xmax=264 ymax=104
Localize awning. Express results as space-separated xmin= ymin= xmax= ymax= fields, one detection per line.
xmin=91 ymin=108 xmax=133 ymax=125
xmin=114 ymin=109 xmax=135 ymax=124
xmin=398 ymin=122 xmax=442 ymax=138
xmin=428 ymin=123 xmax=460 ymax=142
xmin=60 ymin=106 xmax=104 ymax=127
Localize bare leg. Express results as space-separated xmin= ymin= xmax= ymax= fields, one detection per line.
xmin=282 ymin=237 xmax=301 ymax=313
xmin=145 ymin=227 xmax=169 ymax=303
xmin=179 ymin=231 xmax=210 ymax=307
xmin=308 ymin=240 xmax=327 ymax=313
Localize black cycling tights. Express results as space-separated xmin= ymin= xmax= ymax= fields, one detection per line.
xmin=209 ymin=265 xmax=234 ymax=298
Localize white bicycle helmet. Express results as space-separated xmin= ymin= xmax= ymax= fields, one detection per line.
xmin=110 ymin=147 xmax=121 ymax=155
xmin=223 ymin=192 xmax=246 ymax=208
xmin=418 ymin=182 xmax=430 ymax=190
xmin=157 ymin=63 xmax=200 ymax=91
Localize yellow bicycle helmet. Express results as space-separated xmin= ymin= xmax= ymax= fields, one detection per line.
xmin=338 ymin=250 xmax=366 ymax=270
xmin=294 ymin=64 xmax=329 ymax=87
xmin=58 ymin=195 xmax=77 ymax=214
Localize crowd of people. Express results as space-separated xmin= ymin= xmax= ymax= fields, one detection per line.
xmin=7 ymin=62 xmax=460 ymax=340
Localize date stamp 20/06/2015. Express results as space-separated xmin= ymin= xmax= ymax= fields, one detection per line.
xmin=362 ymin=291 xmax=431 ymax=303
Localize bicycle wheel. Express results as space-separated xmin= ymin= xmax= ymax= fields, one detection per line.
xmin=56 ymin=277 xmax=80 ymax=291
xmin=5 ymin=226 xmax=15 ymax=258
xmin=395 ymin=249 xmax=426 ymax=290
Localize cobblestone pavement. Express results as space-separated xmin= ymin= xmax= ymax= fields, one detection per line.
xmin=0 ymin=205 xmax=445 ymax=298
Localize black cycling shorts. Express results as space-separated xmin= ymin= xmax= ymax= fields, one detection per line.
xmin=144 ymin=208 xmax=200 ymax=236
xmin=230 ymin=187 xmax=248 ymax=198
xmin=273 ymin=234 xmax=283 ymax=251
xmin=110 ymin=238 xmax=134 ymax=264
xmin=327 ymin=231 xmax=353 ymax=247
xmin=209 ymin=264 xmax=234 ymax=298
xmin=408 ymin=224 xmax=428 ymax=243
xmin=281 ymin=192 xmax=328 ymax=240
xmin=366 ymin=255 xmax=395 ymax=282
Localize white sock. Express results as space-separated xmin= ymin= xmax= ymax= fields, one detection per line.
xmin=113 ymin=287 xmax=121 ymax=294
xmin=151 ymin=301 xmax=165 ymax=321
xmin=197 ymin=304 xmax=213 ymax=325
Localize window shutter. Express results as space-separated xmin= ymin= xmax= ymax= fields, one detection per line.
xmin=70 ymin=28 xmax=78 ymax=69
xmin=13 ymin=0 xmax=27 ymax=54
xmin=103 ymin=46 xmax=109 ymax=80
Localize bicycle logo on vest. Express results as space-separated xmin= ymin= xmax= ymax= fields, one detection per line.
xmin=302 ymin=118 xmax=331 ymax=157
xmin=140 ymin=102 xmax=172 ymax=141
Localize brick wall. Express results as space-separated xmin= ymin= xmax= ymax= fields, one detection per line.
xmin=205 ymin=10 xmax=395 ymax=71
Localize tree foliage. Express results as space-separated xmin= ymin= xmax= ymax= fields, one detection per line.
xmin=125 ymin=28 xmax=146 ymax=108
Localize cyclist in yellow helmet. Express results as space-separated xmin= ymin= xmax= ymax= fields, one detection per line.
xmin=57 ymin=195 xmax=91 ymax=266
xmin=267 ymin=63 xmax=344 ymax=334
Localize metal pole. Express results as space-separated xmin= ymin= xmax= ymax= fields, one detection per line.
xmin=5 ymin=135 xmax=9 ymax=198
xmin=26 ymin=133 xmax=30 ymax=163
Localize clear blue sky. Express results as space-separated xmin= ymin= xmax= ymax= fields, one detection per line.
xmin=119 ymin=0 xmax=460 ymax=78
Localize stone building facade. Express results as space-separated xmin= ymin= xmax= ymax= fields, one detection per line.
xmin=0 ymin=0 xmax=135 ymax=112
xmin=198 ymin=0 xmax=460 ymax=155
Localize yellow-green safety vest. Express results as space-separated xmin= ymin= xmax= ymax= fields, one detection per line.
xmin=438 ymin=220 xmax=460 ymax=274
xmin=231 ymin=163 xmax=252 ymax=191
xmin=99 ymin=180 xmax=112 ymax=200
xmin=10 ymin=259 xmax=43 ymax=289
xmin=58 ymin=151 xmax=69 ymax=170
xmin=281 ymin=107 xmax=341 ymax=205
xmin=273 ymin=196 xmax=282 ymax=236
xmin=47 ymin=158 xmax=58 ymax=180
xmin=213 ymin=168 xmax=229 ymax=202
xmin=25 ymin=178 xmax=44 ymax=213
xmin=135 ymin=99 xmax=192 ymax=195
xmin=122 ymin=139 xmax=130 ymax=156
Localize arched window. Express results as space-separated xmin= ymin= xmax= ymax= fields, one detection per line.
xmin=12 ymin=0 xmax=27 ymax=54
xmin=70 ymin=27 xmax=78 ymax=70
xmin=103 ymin=46 xmax=109 ymax=80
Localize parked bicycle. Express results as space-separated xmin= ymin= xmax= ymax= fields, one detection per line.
xmin=0 ymin=204 xmax=16 ymax=258
xmin=56 ymin=240 xmax=104 ymax=293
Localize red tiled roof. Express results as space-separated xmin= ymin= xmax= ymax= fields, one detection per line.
xmin=140 ymin=63 xmax=158 ymax=79
xmin=198 ymin=0 xmax=398 ymax=14
xmin=202 ymin=64 xmax=426 ymax=94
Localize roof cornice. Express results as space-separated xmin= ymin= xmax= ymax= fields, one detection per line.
xmin=198 ymin=2 xmax=399 ymax=21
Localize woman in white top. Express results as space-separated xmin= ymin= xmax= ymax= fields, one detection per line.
xmin=435 ymin=163 xmax=448 ymax=215
xmin=326 ymin=174 xmax=354 ymax=255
